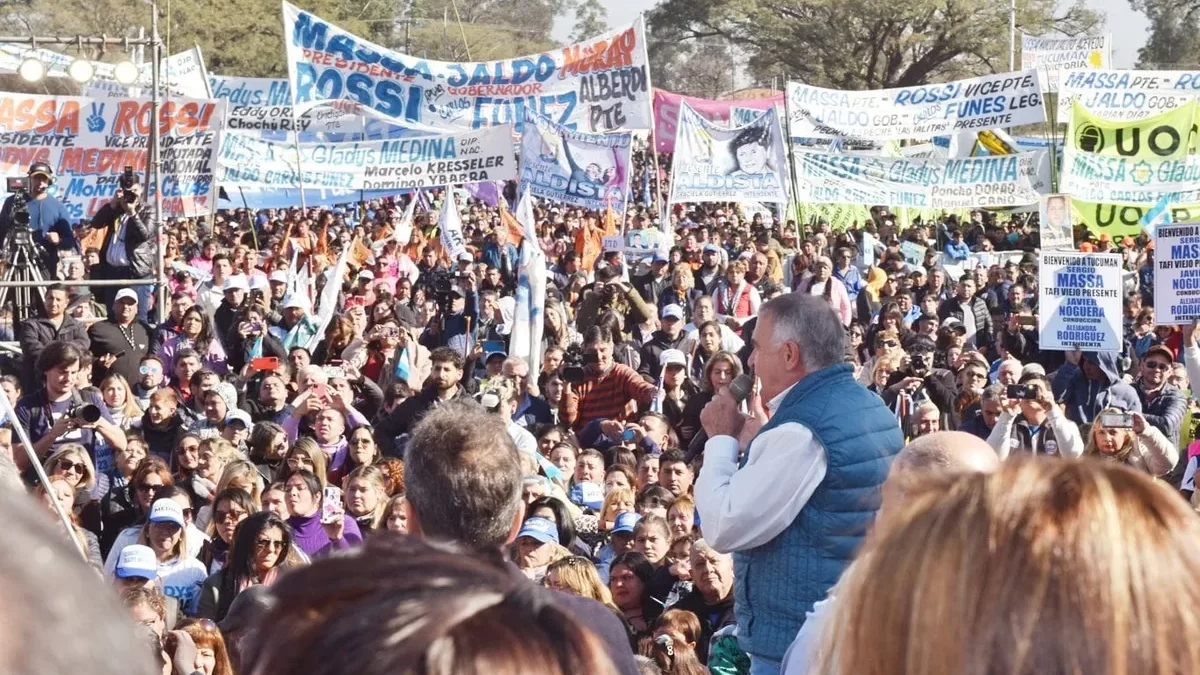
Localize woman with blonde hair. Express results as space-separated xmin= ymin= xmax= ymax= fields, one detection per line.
xmin=43 ymin=444 xmax=96 ymax=499
xmin=1083 ymin=408 xmax=1178 ymax=475
xmin=135 ymin=498 xmax=207 ymax=615
xmin=343 ymin=465 xmax=389 ymax=534
xmin=196 ymin=459 xmax=264 ymax=530
xmin=545 ymin=555 xmax=619 ymax=612
xmin=285 ymin=437 xmax=329 ymax=486
xmin=815 ymin=459 xmax=1200 ymax=675
xmin=100 ymin=373 xmax=144 ymax=429
xmin=598 ymin=487 xmax=635 ymax=532
xmin=36 ymin=476 xmax=101 ymax=567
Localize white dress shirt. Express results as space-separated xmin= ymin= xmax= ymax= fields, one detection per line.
xmin=694 ymin=382 xmax=829 ymax=553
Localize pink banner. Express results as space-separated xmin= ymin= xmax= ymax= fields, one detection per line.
xmin=652 ymin=90 xmax=784 ymax=153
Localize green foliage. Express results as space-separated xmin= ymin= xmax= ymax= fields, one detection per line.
xmin=648 ymin=0 xmax=1104 ymax=92
xmin=1132 ymin=0 xmax=1200 ymax=68
xmin=568 ymin=0 xmax=608 ymax=43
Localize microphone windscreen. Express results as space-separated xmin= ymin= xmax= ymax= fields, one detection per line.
xmin=728 ymin=372 xmax=754 ymax=404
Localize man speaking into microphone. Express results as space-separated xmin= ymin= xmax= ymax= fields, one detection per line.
xmin=697 ymin=293 xmax=903 ymax=675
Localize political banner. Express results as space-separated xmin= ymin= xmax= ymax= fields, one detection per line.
xmin=1057 ymin=70 xmax=1200 ymax=120
xmin=439 ymin=188 xmax=467 ymax=259
xmin=149 ymin=47 xmax=212 ymax=99
xmin=1038 ymin=251 xmax=1123 ymax=351
xmin=1021 ymin=34 xmax=1111 ymax=92
xmin=1153 ymin=222 xmax=1200 ymax=324
xmin=0 ymin=93 xmax=224 ymax=220
xmin=216 ymin=124 xmax=514 ymax=191
xmin=792 ymin=151 xmax=1045 ymax=209
xmin=1062 ymin=100 xmax=1200 ymax=204
xmin=900 ymin=241 xmax=928 ymax=266
xmin=519 ymin=109 xmax=632 ymax=212
xmin=786 ymin=70 xmax=1046 ymax=141
xmin=1040 ymin=193 xmax=1075 ymax=249
xmin=209 ymin=76 xmax=293 ymax=107
xmin=1070 ymin=197 xmax=1200 ymax=237
xmin=668 ymin=102 xmax=789 ymax=204
xmin=652 ymin=90 xmax=783 ymax=152
xmin=283 ymin=1 xmax=651 ymax=133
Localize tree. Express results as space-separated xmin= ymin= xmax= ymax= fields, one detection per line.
xmin=648 ymin=0 xmax=1104 ymax=90
xmin=1133 ymin=0 xmax=1200 ymax=68
xmin=649 ymin=38 xmax=737 ymax=98
xmin=568 ymin=0 xmax=608 ymax=43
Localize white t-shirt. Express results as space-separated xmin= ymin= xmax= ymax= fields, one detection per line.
xmin=158 ymin=556 xmax=208 ymax=616
xmin=103 ymin=524 xmax=209 ymax=577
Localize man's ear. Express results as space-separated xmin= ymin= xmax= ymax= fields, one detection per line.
xmin=505 ymin=505 xmax=525 ymax=546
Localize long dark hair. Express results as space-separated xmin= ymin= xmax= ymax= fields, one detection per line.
xmin=526 ymin=496 xmax=578 ymax=550
xmin=218 ymin=511 xmax=293 ymax=620
xmin=181 ymin=306 xmax=216 ymax=357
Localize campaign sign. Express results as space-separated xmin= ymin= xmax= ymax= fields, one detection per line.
xmin=1021 ymin=34 xmax=1111 ymax=92
xmin=209 ymin=76 xmax=293 ymax=107
xmin=652 ymin=90 xmax=782 ymax=152
xmin=0 ymin=93 xmax=224 ymax=220
xmin=1038 ymin=251 xmax=1123 ymax=351
xmin=1057 ymin=69 xmax=1200 ymax=120
xmin=668 ymin=101 xmax=789 ymax=204
xmin=1039 ymin=193 xmax=1075 ymax=250
xmin=217 ymin=124 xmax=515 ymax=191
xmin=519 ymin=109 xmax=632 ymax=212
xmin=283 ymin=1 xmax=651 ymax=133
xmin=786 ymin=70 xmax=1046 ymax=141
xmin=1153 ymin=222 xmax=1200 ymax=325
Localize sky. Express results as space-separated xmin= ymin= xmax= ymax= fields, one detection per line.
xmin=552 ymin=0 xmax=1148 ymax=71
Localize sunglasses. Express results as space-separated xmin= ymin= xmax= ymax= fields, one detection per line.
xmin=255 ymin=538 xmax=285 ymax=551
xmin=136 ymin=482 xmax=164 ymax=494
xmin=57 ymin=459 xmax=87 ymax=474
xmin=1144 ymin=361 xmax=1171 ymax=371
xmin=880 ymin=340 xmax=899 ymax=348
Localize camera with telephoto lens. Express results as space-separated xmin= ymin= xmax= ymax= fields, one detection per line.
xmin=561 ymin=345 xmax=599 ymax=385
xmin=430 ymin=269 xmax=469 ymax=310
xmin=117 ymin=165 xmax=139 ymax=206
xmin=68 ymin=403 xmax=101 ymax=424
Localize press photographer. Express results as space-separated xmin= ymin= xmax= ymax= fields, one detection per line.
xmin=880 ymin=336 xmax=956 ymax=431
xmin=90 ymin=168 xmax=155 ymax=321
xmin=561 ymin=325 xmax=657 ymax=431
xmin=0 ymin=162 xmax=77 ymax=275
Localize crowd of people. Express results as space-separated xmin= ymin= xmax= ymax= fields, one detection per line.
xmin=0 ymin=149 xmax=1198 ymax=675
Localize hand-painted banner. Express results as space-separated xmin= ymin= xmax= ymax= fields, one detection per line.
xmin=1153 ymin=221 xmax=1200 ymax=325
xmin=1062 ymin=100 xmax=1200 ymax=203
xmin=209 ymin=76 xmax=293 ymax=107
xmin=283 ymin=1 xmax=650 ymax=133
xmin=786 ymin=70 xmax=1046 ymax=141
xmin=651 ymin=90 xmax=783 ymax=152
xmin=0 ymin=93 xmax=223 ymax=220
xmin=519 ymin=109 xmax=632 ymax=212
xmin=1057 ymin=70 xmax=1200 ymax=120
xmin=668 ymin=101 xmax=789 ymax=204
xmin=1038 ymin=251 xmax=1123 ymax=351
xmin=1021 ymin=34 xmax=1111 ymax=92
xmin=792 ymin=151 xmax=1046 ymax=209
xmin=216 ymin=125 xmax=515 ymax=191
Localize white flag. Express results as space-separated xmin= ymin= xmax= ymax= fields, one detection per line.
xmin=438 ymin=188 xmax=467 ymax=259
xmin=510 ymin=190 xmax=547 ymax=371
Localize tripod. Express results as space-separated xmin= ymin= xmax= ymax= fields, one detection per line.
xmin=0 ymin=226 xmax=47 ymax=326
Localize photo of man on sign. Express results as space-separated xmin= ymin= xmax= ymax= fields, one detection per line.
xmin=1040 ymin=193 xmax=1075 ymax=250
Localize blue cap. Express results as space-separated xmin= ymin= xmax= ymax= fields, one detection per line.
xmin=703 ymin=243 xmax=720 ymax=253
xmin=652 ymin=251 xmax=670 ymax=263
xmin=569 ymin=482 xmax=605 ymax=510
xmin=612 ymin=511 xmax=641 ymax=535
xmin=517 ymin=517 xmax=559 ymax=545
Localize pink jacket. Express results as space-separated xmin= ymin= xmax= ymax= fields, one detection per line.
xmin=797 ymin=276 xmax=853 ymax=326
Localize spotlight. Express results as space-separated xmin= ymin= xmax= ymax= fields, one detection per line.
xmin=67 ymin=58 xmax=95 ymax=84
xmin=17 ymin=58 xmax=45 ymax=82
xmin=113 ymin=60 xmax=139 ymax=85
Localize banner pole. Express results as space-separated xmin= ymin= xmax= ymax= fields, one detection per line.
xmin=639 ymin=16 xmax=668 ymax=224
xmin=285 ymin=76 xmax=308 ymax=212
xmin=780 ymin=83 xmax=806 ymax=241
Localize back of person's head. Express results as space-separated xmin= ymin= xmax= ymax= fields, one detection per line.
xmin=759 ymin=293 xmax=846 ymax=372
xmin=239 ymin=535 xmax=617 ymax=675
xmin=819 ymin=458 xmax=1200 ymax=675
xmin=404 ymin=401 xmax=523 ymax=550
xmin=0 ymin=485 xmax=157 ymax=674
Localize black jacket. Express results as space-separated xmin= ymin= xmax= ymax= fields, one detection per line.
xmin=91 ymin=201 xmax=155 ymax=277
xmin=637 ymin=330 xmax=689 ymax=382
xmin=88 ymin=319 xmax=152 ymax=386
xmin=141 ymin=411 xmax=184 ymax=463
xmin=938 ymin=295 xmax=994 ymax=352
xmin=18 ymin=314 xmax=90 ymax=390
xmin=373 ymin=385 xmax=475 ymax=457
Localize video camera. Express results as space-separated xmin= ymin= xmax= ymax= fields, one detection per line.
xmin=429 ymin=268 xmax=469 ymax=310
xmin=562 ymin=344 xmax=599 ymax=384
xmin=5 ymin=176 xmax=30 ymax=230
xmin=117 ymin=165 xmax=139 ymax=206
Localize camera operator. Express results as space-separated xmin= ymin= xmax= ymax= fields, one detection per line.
xmin=562 ymin=325 xmax=657 ymax=432
xmin=880 ymin=336 xmax=956 ymax=430
xmin=13 ymin=340 xmax=127 ymax=473
xmin=418 ymin=275 xmax=477 ymax=358
xmin=0 ymin=162 xmax=77 ymax=274
xmin=986 ymin=374 xmax=1083 ymax=458
xmin=90 ymin=172 xmax=155 ymax=321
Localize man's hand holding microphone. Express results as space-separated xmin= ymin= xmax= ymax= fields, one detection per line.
xmin=700 ymin=370 xmax=767 ymax=451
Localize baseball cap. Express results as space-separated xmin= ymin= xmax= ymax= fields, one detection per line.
xmin=223 ymin=275 xmax=250 ymax=292
xmin=457 ymin=252 xmax=474 ymax=263
xmin=114 ymin=288 xmax=138 ymax=304
xmin=703 ymin=243 xmax=720 ymax=253
xmin=269 ymin=271 xmax=289 ymax=284
xmin=358 ymin=270 xmax=374 ymax=281
xmin=249 ymin=275 xmax=269 ymax=291
xmin=659 ymin=349 xmax=687 ymax=368
xmin=281 ymin=294 xmax=307 ymax=310
xmin=148 ymin=499 xmax=185 ymax=528
xmin=28 ymin=161 xmax=53 ymax=179
xmin=612 ymin=511 xmax=641 ymax=535
xmin=651 ymin=251 xmax=670 ymax=263
xmin=516 ymin=517 xmax=559 ymax=545
xmin=224 ymin=409 xmax=252 ymax=429
xmin=1145 ymin=345 xmax=1175 ymax=364
xmin=661 ymin=304 xmax=685 ymax=321
xmin=940 ymin=317 xmax=967 ymax=334
xmin=115 ymin=544 xmax=158 ymax=580
xmin=568 ymin=482 xmax=605 ymax=511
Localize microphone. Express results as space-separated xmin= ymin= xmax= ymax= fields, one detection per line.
xmin=728 ymin=369 xmax=755 ymax=404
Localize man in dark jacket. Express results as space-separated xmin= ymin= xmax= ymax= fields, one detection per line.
xmin=374 ymin=347 xmax=472 ymax=456
xmin=638 ymin=304 xmax=690 ymax=382
xmin=881 ymin=337 xmax=957 ymax=429
xmin=1136 ymin=345 xmax=1187 ymax=445
xmin=89 ymin=177 xmax=155 ymax=320
xmin=18 ymin=283 xmax=89 ymax=391
xmin=214 ymin=275 xmax=250 ymax=352
xmin=958 ymin=383 xmax=1003 ymax=440
xmin=938 ymin=275 xmax=993 ymax=355
xmin=1052 ymin=349 xmax=1143 ymax=426
xmin=87 ymin=289 xmax=152 ymax=387
xmin=633 ymin=251 xmax=671 ymax=305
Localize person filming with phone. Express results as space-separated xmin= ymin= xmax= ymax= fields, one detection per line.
xmin=986 ymin=374 xmax=1083 ymax=459
xmin=1082 ymin=407 xmax=1178 ymax=476
xmin=90 ymin=168 xmax=155 ymax=320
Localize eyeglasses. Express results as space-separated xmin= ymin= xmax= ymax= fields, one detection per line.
xmin=255 ymin=538 xmax=285 ymax=551
xmin=1144 ymin=361 xmax=1171 ymax=371
xmin=215 ymin=509 xmax=246 ymax=524
xmin=58 ymin=459 xmax=86 ymax=474
xmin=287 ymin=456 xmax=313 ymax=467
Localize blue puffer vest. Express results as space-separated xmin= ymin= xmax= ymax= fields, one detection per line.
xmin=732 ymin=363 xmax=903 ymax=661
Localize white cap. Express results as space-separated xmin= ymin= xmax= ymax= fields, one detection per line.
xmin=281 ymin=294 xmax=308 ymax=311
xmin=115 ymin=545 xmax=159 ymax=579
xmin=148 ymin=499 xmax=185 ymax=528
xmin=223 ymin=275 xmax=250 ymax=292
xmin=660 ymin=304 xmax=685 ymax=321
xmin=659 ymin=349 xmax=687 ymax=368
xmin=249 ymin=275 xmax=269 ymax=290
xmin=269 ymin=271 xmax=289 ymax=284
xmin=114 ymin=288 xmax=138 ymax=304
xmin=358 ymin=270 xmax=375 ymax=281
xmin=224 ymin=409 xmax=253 ymax=428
